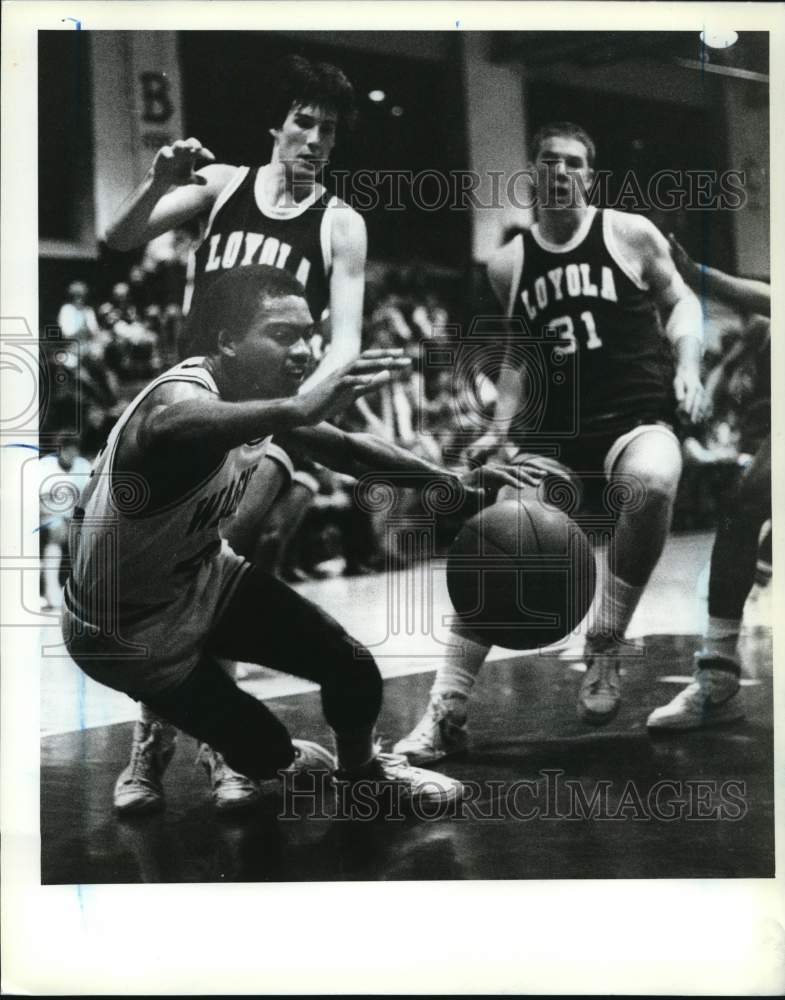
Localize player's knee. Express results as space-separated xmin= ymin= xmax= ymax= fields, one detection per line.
xmin=635 ymin=464 xmax=681 ymax=502
xmin=618 ymin=445 xmax=682 ymax=503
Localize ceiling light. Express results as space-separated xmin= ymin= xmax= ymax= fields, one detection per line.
xmin=700 ymin=30 xmax=739 ymax=50
xmin=368 ymin=89 xmax=386 ymax=103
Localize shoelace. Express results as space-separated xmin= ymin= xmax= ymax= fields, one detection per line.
xmin=374 ymin=752 xmax=422 ymax=782
xmin=125 ymin=731 xmax=162 ymax=787
xmin=585 ymin=657 xmax=619 ymax=692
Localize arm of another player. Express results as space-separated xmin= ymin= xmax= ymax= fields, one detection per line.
xmin=466 ymin=239 xmax=526 ymax=462
xmin=300 ymin=206 xmax=367 ymax=392
xmin=622 ymin=215 xmax=705 ymax=423
xmin=279 ymin=422 xmax=546 ymax=512
xmin=668 ymin=234 xmax=771 ymax=318
xmin=103 ymin=139 xmax=234 ymax=251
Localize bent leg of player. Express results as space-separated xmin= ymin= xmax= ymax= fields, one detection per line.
xmin=200 ymin=566 xmax=464 ymax=810
xmin=254 ymin=471 xmax=319 ymax=580
xmin=114 ymin=452 xmax=295 ymax=814
xmin=578 ymin=425 xmax=682 ymax=725
xmin=648 ymin=437 xmax=771 ymax=730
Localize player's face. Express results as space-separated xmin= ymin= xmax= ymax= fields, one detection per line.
xmin=533 ymin=135 xmax=593 ymax=209
xmin=229 ymin=295 xmax=314 ymax=400
xmin=274 ymin=103 xmax=338 ymax=182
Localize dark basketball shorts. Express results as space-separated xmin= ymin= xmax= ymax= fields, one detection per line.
xmin=509 ymin=415 xmax=679 ymax=519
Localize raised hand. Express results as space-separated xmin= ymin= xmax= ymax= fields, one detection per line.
xmin=294 ymin=349 xmax=412 ymax=424
xmin=152 ymin=137 xmax=217 ymax=187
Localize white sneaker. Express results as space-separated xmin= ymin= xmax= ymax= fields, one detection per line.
xmin=114 ymin=721 xmax=177 ymax=814
xmin=393 ymin=694 xmax=469 ymax=765
xmin=198 ymin=745 xmax=262 ymax=812
xmin=282 ymin=739 xmax=337 ymax=778
xmin=336 ymin=751 xmax=465 ymax=811
xmin=577 ymin=650 xmax=621 ymax=725
xmin=647 ymin=659 xmax=743 ymax=731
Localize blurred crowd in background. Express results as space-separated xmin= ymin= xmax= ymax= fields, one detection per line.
xmin=39 ymin=228 xmax=771 ymax=590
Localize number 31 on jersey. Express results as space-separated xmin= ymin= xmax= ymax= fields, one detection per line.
xmin=548 ymin=311 xmax=603 ymax=355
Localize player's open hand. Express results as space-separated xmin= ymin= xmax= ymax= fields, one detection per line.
xmin=668 ymin=234 xmax=701 ymax=290
xmin=461 ymin=461 xmax=548 ymax=496
xmin=673 ymin=366 xmax=705 ymax=424
xmin=294 ymin=349 xmax=412 ymax=424
xmin=152 ymin=138 xmax=216 ymax=187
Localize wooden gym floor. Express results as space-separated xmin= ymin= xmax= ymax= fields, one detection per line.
xmin=40 ymin=532 xmax=774 ymax=883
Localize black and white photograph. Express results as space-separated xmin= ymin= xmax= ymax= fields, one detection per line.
xmin=2 ymin=1 xmax=783 ymax=994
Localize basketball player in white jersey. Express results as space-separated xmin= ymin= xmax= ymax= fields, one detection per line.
xmin=395 ymin=122 xmax=705 ymax=762
xmin=62 ymin=265 xmax=542 ymax=816
xmin=105 ymin=57 xmax=367 ymax=810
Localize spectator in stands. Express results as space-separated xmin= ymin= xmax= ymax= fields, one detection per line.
xmin=57 ymin=281 xmax=99 ymax=341
xmin=39 ymin=433 xmax=92 ymax=609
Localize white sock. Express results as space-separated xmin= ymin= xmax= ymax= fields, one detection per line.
xmin=702 ymin=616 xmax=741 ymax=665
xmin=587 ymin=570 xmax=644 ymax=649
xmin=430 ymin=631 xmax=490 ymax=716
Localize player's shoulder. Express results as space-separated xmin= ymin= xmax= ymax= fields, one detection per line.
xmin=142 ymin=373 xmax=215 ymax=410
xmin=605 ymin=208 xmax=666 ymax=255
xmin=328 ymin=196 xmax=367 ymax=247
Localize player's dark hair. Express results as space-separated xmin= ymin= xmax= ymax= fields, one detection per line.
xmin=530 ymin=121 xmax=596 ymax=168
xmin=192 ymin=265 xmax=308 ymax=355
xmin=268 ymin=55 xmax=358 ymax=132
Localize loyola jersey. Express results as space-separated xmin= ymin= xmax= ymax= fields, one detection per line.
xmin=505 ymin=207 xmax=673 ymax=441
xmin=67 ymin=359 xmax=271 ymax=622
xmin=185 ymin=164 xmax=339 ymax=328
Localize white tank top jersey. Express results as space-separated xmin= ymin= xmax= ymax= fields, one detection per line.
xmin=68 ymin=358 xmax=272 ymax=624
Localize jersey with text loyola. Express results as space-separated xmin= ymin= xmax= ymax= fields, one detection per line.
xmin=505 ymin=207 xmax=673 ymax=443
xmin=185 ymin=165 xmax=339 ymax=329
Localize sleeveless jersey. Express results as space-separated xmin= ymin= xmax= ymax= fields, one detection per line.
xmin=506 ymin=207 xmax=674 ymax=443
xmin=185 ymin=165 xmax=338 ymax=327
xmin=67 ymin=359 xmax=271 ymax=623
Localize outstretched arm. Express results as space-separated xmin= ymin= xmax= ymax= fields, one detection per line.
xmin=279 ymin=422 xmax=546 ymax=510
xmin=103 ymin=138 xmax=233 ymax=251
xmin=300 ymin=206 xmax=367 ymax=391
xmin=668 ymin=234 xmax=770 ymax=318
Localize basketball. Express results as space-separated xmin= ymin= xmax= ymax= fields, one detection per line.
xmin=446 ymin=499 xmax=596 ymax=650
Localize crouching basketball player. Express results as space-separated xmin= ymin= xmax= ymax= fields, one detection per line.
xmin=62 ymin=266 xmax=540 ymax=816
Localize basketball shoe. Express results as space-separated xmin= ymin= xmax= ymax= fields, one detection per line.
xmin=198 ymin=745 xmax=263 ymax=812
xmin=646 ymin=655 xmax=743 ymax=731
xmin=392 ymin=694 xmax=469 ymax=765
xmin=283 ymin=739 xmax=337 ymax=779
xmin=200 ymin=739 xmax=336 ymax=811
xmin=113 ymin=720 xmax=177 ymax=814
xmin=577 ymin=645 xmax=622 ymax=725
xmin=335 ymin=750 xmax=465 ymax=814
